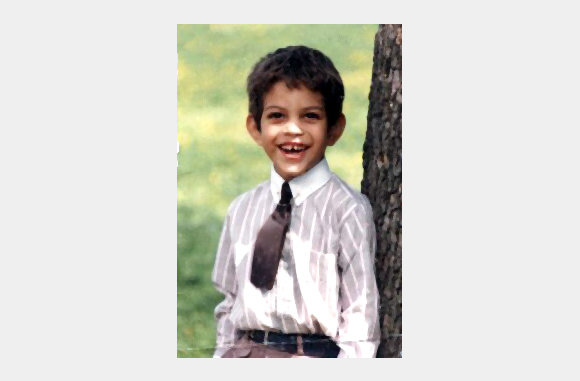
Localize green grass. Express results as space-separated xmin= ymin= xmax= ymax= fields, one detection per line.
xmin=177 ymin=24 xmax=378 ymax=357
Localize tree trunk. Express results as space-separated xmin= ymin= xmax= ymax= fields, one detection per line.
xmin=361 ymin=24 xmax=402 ymax=358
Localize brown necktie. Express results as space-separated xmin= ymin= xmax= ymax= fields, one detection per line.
xmin=250 ymin=181 xmax=293 ymax=290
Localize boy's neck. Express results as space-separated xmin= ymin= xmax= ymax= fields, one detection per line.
xmin=270 ymin=158 xmax=331 ymax=206
xmin=274 ymin=157 xmax=326 ymax=183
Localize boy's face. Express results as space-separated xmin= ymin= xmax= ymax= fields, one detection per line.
xmin=247 ymin=81 xmax=345 ymax=181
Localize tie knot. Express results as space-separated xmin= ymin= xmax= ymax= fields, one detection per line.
xmin=280 ymin=182 xmax=293 ymax=205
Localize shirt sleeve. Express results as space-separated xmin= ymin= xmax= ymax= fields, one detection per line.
xmin=211 ymin=206 xmax=239 ymax=358
xmin=336 ymin=198 xmax=380 ymax=358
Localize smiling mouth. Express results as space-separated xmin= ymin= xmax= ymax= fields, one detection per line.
xmin=278 ymin=143 xmax=308 ymax=154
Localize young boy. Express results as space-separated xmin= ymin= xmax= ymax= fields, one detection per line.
xmin=211 ymin=45 xmax=379 ymax=358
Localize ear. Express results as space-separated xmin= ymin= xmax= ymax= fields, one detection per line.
xmin=326 ymin=113 xmax=346 ymax=146
xmin=246 ymin=114 xmax=263 ymax=146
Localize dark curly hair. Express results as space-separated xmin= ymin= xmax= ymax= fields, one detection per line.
xmin=246 ymin=45 xmax=345 ymax=131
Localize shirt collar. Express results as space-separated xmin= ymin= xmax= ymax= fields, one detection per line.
xmin=270 ymin=158 xmax=332 ymax=206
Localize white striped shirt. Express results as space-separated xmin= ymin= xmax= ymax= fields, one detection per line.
xmin=211 ymin=158 xmax=380 ymax=358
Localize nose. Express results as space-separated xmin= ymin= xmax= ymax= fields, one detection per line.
xmin=283 ymin=120 xmax=304 ymax=135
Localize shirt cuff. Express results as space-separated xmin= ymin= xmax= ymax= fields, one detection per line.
xmin=337 ymin=340 xmax=379 ymax=358
xmin=213 ymin=343 xmax=234 ymax=358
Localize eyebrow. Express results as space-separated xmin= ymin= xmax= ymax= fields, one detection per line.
xmin=263 ymin=105 xmax=325 ymax=111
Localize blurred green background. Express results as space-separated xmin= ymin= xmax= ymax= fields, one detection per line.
xmin=177 ymin=24 xmax=378 ymax=357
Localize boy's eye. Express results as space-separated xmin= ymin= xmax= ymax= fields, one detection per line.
xmin=267 ymin=112 xmax=284 ymax=119
xmin=305 ymin=113 xmax=321 ymax=119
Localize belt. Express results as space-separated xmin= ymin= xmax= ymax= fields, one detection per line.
xmin=246 ymin=330 xmax=340 ymax=358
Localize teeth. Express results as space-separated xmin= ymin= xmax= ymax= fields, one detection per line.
xmin=281 ymin=144 xmax=305 ymax=152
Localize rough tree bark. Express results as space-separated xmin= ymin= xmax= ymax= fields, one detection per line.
xmin=361 ymin=24 xmax=402 ymax=358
